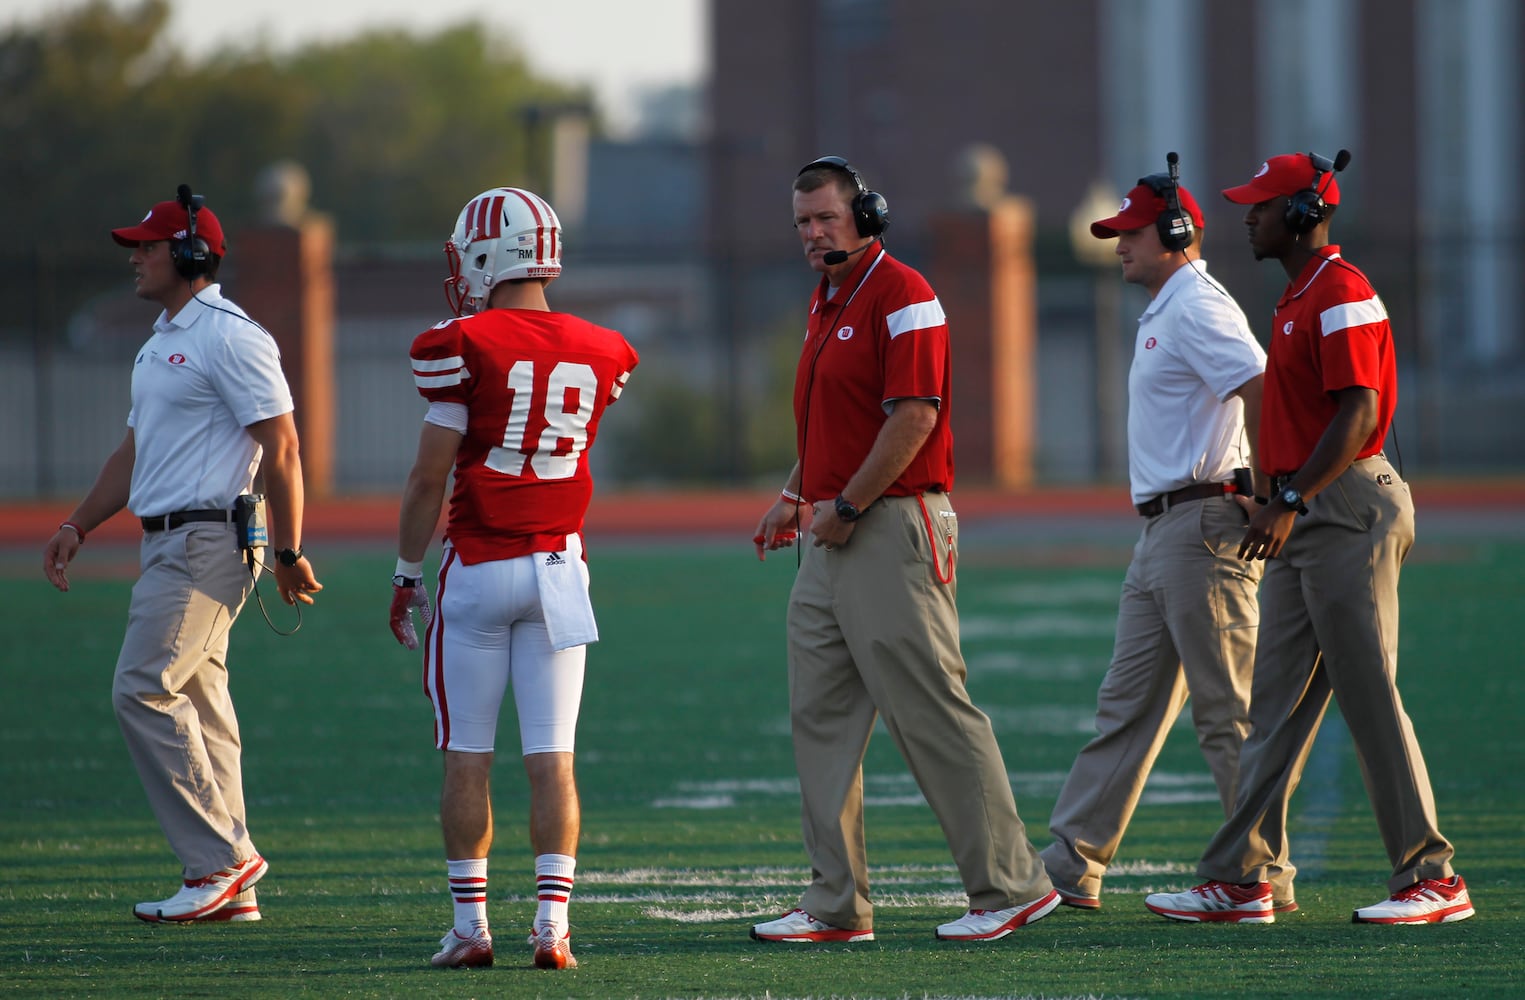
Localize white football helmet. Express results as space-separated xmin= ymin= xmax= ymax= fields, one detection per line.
xmin=443 ymin=187 xmax=562 ymax=316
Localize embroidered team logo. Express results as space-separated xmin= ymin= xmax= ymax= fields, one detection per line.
xmin=1118 ymin=196 xmax=1133 ymax=211
xmin=836 ymin=326 xmax=855 ymax=341
xmin=1144 ymin=337 xmax=1157 ymax=350
xmin=168 ymin=353 xmax=187 ymax=364
xmin=1255 ymin=161 xmax=1271 ymax=178
xmin=1282 ymin=321 xmax=1295 ymax=336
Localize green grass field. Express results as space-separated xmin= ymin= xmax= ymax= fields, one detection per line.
xmin=2 ymin=530 xmax=1521 ymax=999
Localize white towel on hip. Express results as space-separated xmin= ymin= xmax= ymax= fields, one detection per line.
xmin=535 ymin=533 xmax=599 ymax=651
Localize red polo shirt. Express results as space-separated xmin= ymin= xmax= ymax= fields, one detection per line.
xmin=793 ymin=247 xmax=955 ymax=501
xmin=1260 ymin=245 xmax=1397 ymax=475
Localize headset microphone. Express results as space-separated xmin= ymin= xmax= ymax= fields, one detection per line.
xmin=823 ymin=242 xmax=873 ymax=266
xmin=1137 ymin=152 xmax=1195 ymax=252
xmin=1286 ymin=148 xmax=1351 ymax=234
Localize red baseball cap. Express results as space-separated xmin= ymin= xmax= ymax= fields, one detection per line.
xmin=1222 ymin=154 xmax=1341 ymax=206
xmin=111 ymin=200 xmax=227 ymax=255
xmin=1090 ymin=182 xmax=1205 ymax=239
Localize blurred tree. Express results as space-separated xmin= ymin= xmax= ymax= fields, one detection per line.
xmin=0 ymin=0 xmax=590 ymax=259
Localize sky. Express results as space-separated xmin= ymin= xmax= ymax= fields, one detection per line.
xmin=4 ymin=0 xmax=708 ymax=134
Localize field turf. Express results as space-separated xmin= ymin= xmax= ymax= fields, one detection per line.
xmin=1 ymin=529 xmax=1521 ymax=998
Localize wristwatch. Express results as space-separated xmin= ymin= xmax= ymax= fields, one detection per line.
xmin=1277 ymin=486 xmax=1310 ymax=516
xmin=275 ymin=547 xmax=304 ymax=567
xmin=834 ymin=494 xmax=863 ymax=522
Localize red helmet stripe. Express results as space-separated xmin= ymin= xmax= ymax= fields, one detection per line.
xmin=505 ymin=188 xmax=553 ymax=264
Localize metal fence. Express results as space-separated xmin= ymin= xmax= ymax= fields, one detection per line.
xmin=6 ymin=237 xmax=1525 ymax=502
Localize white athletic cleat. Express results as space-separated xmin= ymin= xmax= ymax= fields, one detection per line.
xmin=1353 ymin=875 xmax=1474 ymax=925
xmin=133 ymin=854 xmax=268 ymax=923
xmin=529 ymin=925 xmax=578 ymax=969
xmin=431 ymin=927 xmax=494 ymax=968
xmin=750 ymin=909 xmax=875 ymax=943
xmin=1144 ymin=880 xmax=1274 ymax=923
xmin=195 ymin=887 xmax=260 ymax=922
xmin=934 ymin=890 xmax=1061 ymax=940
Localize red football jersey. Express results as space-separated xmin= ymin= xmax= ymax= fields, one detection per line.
xmin=793 ymin=247 xmax=955 ymax=501
xmin=1260 ymin=246 xmax=1397 ymax=475
xmin=410 ymin=309 xmax=638 ymax=563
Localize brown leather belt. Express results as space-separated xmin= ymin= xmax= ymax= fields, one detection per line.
xmin=140 ymin=509 xmax=234 ymax=532
xmin=1136 ymin=482 xmax=1231 ymax=518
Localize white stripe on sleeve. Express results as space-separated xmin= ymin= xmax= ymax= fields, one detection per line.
xmin=1320 ymin=296 xmax=1387 ymax=337
xmin=885 ymin=298 xmax=946 ymax=340
xmin=413 ymin=355 xmax=466 ymax=373
xmin=415 ymin=369 xmax=468 ymax=389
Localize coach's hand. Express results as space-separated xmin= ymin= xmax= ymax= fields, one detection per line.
xmin=754 ymin=497 xmax=807 ymax=561
xmin=1238 ymin=502 xmax=1298 ymax=561
xmin=390 ymin=576 xmax=434 ymax=649
xmin=44 ymin=524 xmax=84 ymax=593
xmin=275 ymin=556 xmax=323 ymax=606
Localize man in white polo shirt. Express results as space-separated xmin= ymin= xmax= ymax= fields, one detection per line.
xmin=1039 ymin=161 xmax=1294 ymax=912
xmin=43 ymin=187 xmax=322 ymax=923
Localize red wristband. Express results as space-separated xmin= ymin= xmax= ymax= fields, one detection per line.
xmin=59 ymin=521 xmax=86 ymax=544
xmin=781 ymin=489 xmax=805 ymax=506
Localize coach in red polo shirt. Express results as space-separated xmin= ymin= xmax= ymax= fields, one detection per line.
xmin=750 ymin=156 xmax=1057 ymax=944
xmin=1144 ymin=152 xmax=1473 ymax=927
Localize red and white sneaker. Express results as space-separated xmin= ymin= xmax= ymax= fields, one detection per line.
xmin=1053 ymin=883 xmax=1102 ymax=911
xmin=750 ymin=909 xmax=875 ymax=943
xmin=431 ymin=928 xmax=493 ymax=968
xmin=529 ymin=925 xmax=578 ymax=969
xmin=935 ymin=890 xmax=1061 ymax=940
xmin=133 ymin=854 xmax=268 ymax=923
xmin=1353 ymin=876 xmax=1474 ymax=925
xmin=195 ymin=888 xmax=260 ymax=922
xmin=1144 ymin=880 xmax=1274 ymax=923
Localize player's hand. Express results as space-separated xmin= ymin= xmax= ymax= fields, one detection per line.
xmin=44 ymin=528 xmax=82 ymax=593
xmin=390 ymin=578 xmax=434 ymax=649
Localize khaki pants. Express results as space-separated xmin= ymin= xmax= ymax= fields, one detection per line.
xmin=1042 ymin=496 xmax=1294 ymax=899
xmin=786 ymin=493 xmax=1050 ymax=928
xmin=1197 ymin=456 xmax=1455 ymax=893
xmin=111 ymin=522 xmax=259 ymax=879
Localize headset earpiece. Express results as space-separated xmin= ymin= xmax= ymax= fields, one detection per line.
xmin=172 ymin=183 xmax=212 ymax=279
xmin=1139 ymin=158 xmax=1194 ymax=253
xmin=1284 ymin=150 xmax=1350 ymax=234
xmin=799 ymin=156 xmax=890 ymax=238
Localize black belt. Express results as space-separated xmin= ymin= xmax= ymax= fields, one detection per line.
xmin=1136 ymin=482 xmax=1231 ymax=518
xmin=140 ymin=509 xmax=234 ymax=532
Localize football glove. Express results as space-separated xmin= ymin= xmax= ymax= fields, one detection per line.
xmin=389 ymin=575 xmax=434 ymax=650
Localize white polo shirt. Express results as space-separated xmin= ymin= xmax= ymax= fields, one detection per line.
xmin=126 ymin=285 xmax=294 ymax=517
xmin=1127 ymin=261 xmax=1265 ymax=506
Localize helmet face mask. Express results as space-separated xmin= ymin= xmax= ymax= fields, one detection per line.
xmin=443 ymin=187 xmax=562 ymax=316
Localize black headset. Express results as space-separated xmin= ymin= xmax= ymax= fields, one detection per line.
xmin=1137 ymin=152 xmax=1194 ymax=252
xmin=172 ymin=183 xmax=213 ymax=280
xmin=1285 ymin=149 xmax=1351 ymax=234
xmin=798 ymin=156 xmax=890 ymax=237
